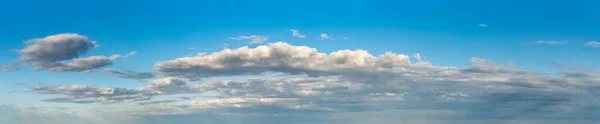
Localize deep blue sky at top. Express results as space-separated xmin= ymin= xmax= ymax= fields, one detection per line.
xmin=0 ymin=0 xmax=599 ymax=88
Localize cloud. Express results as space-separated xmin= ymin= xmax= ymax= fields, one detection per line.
xmin=23 ymin=41 xmax=600 ymax=123
xmin=290 ymin=29 xmax=306 ymax=38
xmin=338 ymin=35 xmax=350 ymax=40
xmin=229 ymin=35 xmax=269 ymax=44
xmin=319 ymin=33 xmax=332 ymax=40
xmin=155 ymin=42 xmax=410 ymax=78
xmin=461 ymin=57 xmax=540 ymax=74
xmin=2 ymin=65 xmax=20 ymax=72
xmin=585 ymin=41 xmax=600 ymax=48
xmin=12 ymin=33 xmax=130 ymax=72
xmin=104 ymin=69 xmax=156 ymax=82
xmin=31 ymin=77 xmax=194 ymax=104
xmin=48 ymin=56 xmax=114 ymax=72
xmin=533 ymin=40 xmax=566 ymax=45
xmin=477 ymin=24 xmax=488 ymax=27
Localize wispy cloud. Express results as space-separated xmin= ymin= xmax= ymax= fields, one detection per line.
xmin=229 ymin=35 xmax=269 ymax=44
xmin=533 ymin=40 xmax=566 ymax=45
xmin=290 ymin=29 xmax=306 ymax=38
xmin=477 ymin=24 xmax=488 ymax=27
xmin=585 ymin=41 xmax=600 ymax=48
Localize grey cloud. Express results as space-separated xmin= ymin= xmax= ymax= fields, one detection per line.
xmin=33 ymin=84 xmax=152 ymax=104
xmin=11 ymin=33 xmax=134 ymax=72
xmin=2 ymin=65 xmax=20 ymax=72
xmin=18 ymin=33 xmax=98 ymax=64
xmin=48 ymin=56 xmax=113 ymax=72
xmin=105 ymin=69 xmax=156 ymax=82
xmin=137 ymin=100 xmax=178 ymax=106
xmin=461 ymin=57 xmax=540 ymax=74
xmin=31 ymin=78 xmax=195 ymax=104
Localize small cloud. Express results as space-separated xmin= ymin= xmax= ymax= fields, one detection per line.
xmin=125 ymin=51 xmax=137 ymax=57
xmin=2 ymin=65 xmax=20 ymax=72
xmin=585 ymin=41 xmax=600 ymax=48
xmin=290 ymin=29 xmax=306 ymax=38
xmin=533 ymin=40 xmax=566 ymax=45
xmin=318 ymin=33 xmax=332 ymax=40
xmin=477 ymin=24 xmax=488 ymax=27
xmin=188 ymin=47 xmax=197 ymax=50
xmin=108 ymin=51 xmax=137 ymax=60
xmin=229 ymin=35 xmax=268 ymax=44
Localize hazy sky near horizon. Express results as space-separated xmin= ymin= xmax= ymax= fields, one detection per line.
xmin=1 ymin=0 xmax=600 ymax=124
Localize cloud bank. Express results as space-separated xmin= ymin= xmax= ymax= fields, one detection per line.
xmin=20 ymin=41 xmax=600 ymax=124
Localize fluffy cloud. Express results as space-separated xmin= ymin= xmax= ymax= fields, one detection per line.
xmin=229 ymin=35 xmax=269 ymax=44
xmin=290 ymin=29 xmax=306 ymax=38
xmin=155 ymin=42 xmax=410 ymax=78
xmin=12 ymin=33 xmax=131 ymax=72
xmin=477 ymin=24 xmax=488 ymax=27
xmin=585 ymin=41 xmax=600 ymax=48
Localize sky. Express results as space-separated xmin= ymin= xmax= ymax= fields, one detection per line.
xmin=1 ymin=0 xmax=600 ymax=124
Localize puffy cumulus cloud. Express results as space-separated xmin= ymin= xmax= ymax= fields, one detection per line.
xmin=461 ymin=57 xmax=540 ymax=74
xmin=147 ymin=77 xmax=190 ymax=94
xmin=155 ymin=42 xmax=411 ymax=78
xmin=18 ymin=33 xmax=98 ymax=64
xmin=290 ymin=29 xmax=306 ymax=38
xmin=104 ymin=69 xmax=156 ymax=82
xmin=12 ymin=33 xmax=132 ymax=72
xmin=229 ymin=35 xmax=269 ymax=44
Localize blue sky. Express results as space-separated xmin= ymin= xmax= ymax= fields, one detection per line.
xmin=1 ymin=0 xmax=600 ymax=124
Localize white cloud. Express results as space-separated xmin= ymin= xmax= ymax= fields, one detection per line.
xmin=290 ymin=29 xmax=306 ymax=38
xmin=477 ymin=24 xmax=488 ymax=27
xmin=585 ymin=41 xmax=600 ymax=47
xmin=155 ymin=42 xmax=411 ymax=78
xmin=533 ymin=40 xmax=566 ymax=45
xmin=319 ymin=33 xmax=331 ymax=40
xmin=109 ymin=51 xmax=137 ymax=60
xmin=229 ymin=35 xmax=269 ymax=44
